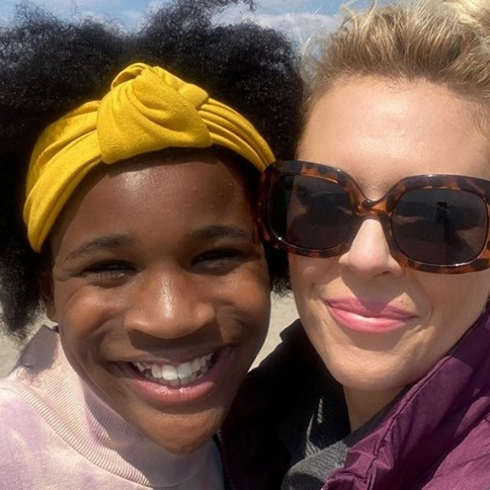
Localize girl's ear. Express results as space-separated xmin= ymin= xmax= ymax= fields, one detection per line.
xmin=40 ymin=262 xmax=57 ymax=323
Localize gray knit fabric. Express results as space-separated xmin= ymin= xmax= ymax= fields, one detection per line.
xmin=279 ymin=361 xmax=394 ymax=490
xmin=281 ymin=410 xmax=386 ymax=490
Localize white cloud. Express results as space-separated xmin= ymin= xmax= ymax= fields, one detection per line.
xmin=185 ymin=2 xmax=340 ymax=48
xmin=0 ymin=0 xmax=341 ymax=40
xmin=242 ymin=11 xmax=339 ymax=48
xmin=120 ymin=9 xmax=144 ymax=26
xmin=145 ymin=0 xmax=165 ymax=13
xmin=0 ymin=0 xmax=120 ymax=19
xmin=38 ymin=0 xmax=122 ymax=7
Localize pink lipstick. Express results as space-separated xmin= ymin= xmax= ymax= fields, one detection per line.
xmin=325 ymin=298 xmax=416 ymax=334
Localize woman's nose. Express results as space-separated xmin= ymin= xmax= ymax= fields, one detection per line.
xmin=338 ymin=217 xmax=404 ymax=279
xmin=123 ymin=269 xmax=215 ymax=339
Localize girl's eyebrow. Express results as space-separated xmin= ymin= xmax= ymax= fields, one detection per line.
xmin=189 ymin=225 xmax=252 ymax=241
xmin=64 ymin=226 xmax=252 ymax=261
xmin=65 ymin=234 xmax=132 ymax=261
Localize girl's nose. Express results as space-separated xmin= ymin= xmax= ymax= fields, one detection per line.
xmin=123 ymin=270 xmax=215 ymax=339
xmin=338 ymin=217 xmax=404 ymax=279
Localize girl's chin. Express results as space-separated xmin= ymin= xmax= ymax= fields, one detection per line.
xmin=142 ymin=419 xmax=221 ymax=455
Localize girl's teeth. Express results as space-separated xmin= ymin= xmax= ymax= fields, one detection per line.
xmin=161 ymin=365 xmax=178 ymax=381
xmin=132 ymin=353 xmax=214 ymax=387
xmin=191 ymin=358 xmax=201 ymax=371
xmin=177 ymin=362 xmax=193 ymax=378
xmin=151 ymin=364 xmax=162 ymax=379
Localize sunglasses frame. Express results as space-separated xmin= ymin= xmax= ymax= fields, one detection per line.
xmin=258 ymin=160 xmax=490 ymax=274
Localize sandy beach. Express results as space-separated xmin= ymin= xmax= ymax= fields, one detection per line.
xmin=0 ymin=293 xmax=298 ymax=377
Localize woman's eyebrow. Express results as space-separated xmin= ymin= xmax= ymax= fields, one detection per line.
xmin=65 ymin=234 xmax=132 ymax=261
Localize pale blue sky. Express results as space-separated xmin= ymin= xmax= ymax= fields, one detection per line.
xmin=0 ymin=0 xmax=373 ymax=20
xmin=0 ymin=0 xmax=401 ymax=45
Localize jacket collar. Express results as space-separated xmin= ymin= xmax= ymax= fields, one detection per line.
xmin=327 ymin=311 xmax=490 ymax=489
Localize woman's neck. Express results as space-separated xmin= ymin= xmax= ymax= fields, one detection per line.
xmin=343 ymin=386 xmax=402 ymax=432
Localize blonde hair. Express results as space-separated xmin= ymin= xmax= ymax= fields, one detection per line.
xmin=304 ymin=0 xmax=490 ymax=110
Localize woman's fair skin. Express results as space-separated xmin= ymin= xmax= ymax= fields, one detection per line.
xmin=291 ymin=76 xmax=490 ymax=431
xmin=43 ymin=156 xmax=270 ymax=454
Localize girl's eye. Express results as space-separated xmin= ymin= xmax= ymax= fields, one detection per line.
xmin=193 ymin=248 xmax=244 ymax=268
xmin=81 ymin=261 xmax=134 ymax=284
xmin=196 ymin=248 xmax=242 ymax=261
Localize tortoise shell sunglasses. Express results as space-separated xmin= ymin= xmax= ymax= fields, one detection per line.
xmin=258 ymin=160 xmax=490 ymax=274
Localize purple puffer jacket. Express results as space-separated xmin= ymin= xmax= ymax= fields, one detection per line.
xmin=221 ymin=312 xmax=490 ymax=490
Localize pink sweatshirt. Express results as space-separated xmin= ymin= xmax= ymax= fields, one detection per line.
xmin=0 ymin=325 xmax=224 ymax=489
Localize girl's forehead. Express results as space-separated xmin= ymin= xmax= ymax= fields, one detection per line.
xmin=85 ymin=158 xmax=249 ymax=203
xmin=48 ymin=158 xmax=256 ymax=257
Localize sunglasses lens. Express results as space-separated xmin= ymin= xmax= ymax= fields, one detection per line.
xmin=269 ymin=175 xmax=355 ymax=251
xmin=393 ymin=189 xmax=488 ymax=265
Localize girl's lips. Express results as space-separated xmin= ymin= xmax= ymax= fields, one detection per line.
xmin=324 ymin=298 xmax=417 ymax=334
xmin=116 ymin=346 xmax=231 ymax=406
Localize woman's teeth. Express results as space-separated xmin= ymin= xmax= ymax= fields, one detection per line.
xmin=131 ymin=353 xmax=215 ymax=387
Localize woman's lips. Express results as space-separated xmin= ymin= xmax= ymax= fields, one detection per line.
xmin=324 ymin=298 xmax=417 ymax=334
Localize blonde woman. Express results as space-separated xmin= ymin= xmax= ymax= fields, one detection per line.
xmin=223 ymin=1 xmax=490 ymax=488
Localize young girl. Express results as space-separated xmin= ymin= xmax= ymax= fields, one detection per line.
xmin=0 ymin=0 xmax=302 ymax=488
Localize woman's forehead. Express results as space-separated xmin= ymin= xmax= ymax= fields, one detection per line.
xmin=298 ymin=77 xmax=490 ymax=194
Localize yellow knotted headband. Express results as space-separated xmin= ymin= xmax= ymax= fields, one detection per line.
xmin=24 ymin=62 xmax=275 ymax=252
